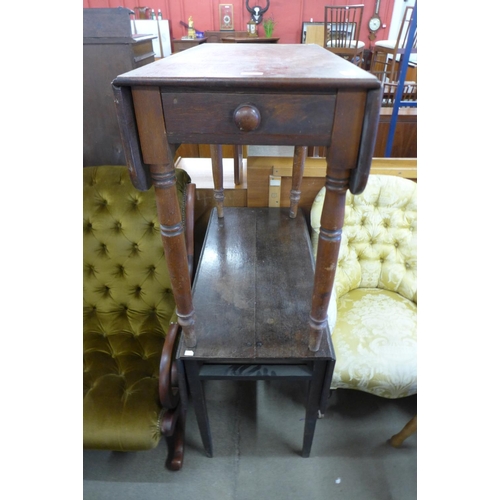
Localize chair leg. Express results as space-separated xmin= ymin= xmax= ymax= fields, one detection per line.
xmin=370 ymin=50 xmax=390 ymax=82
xmin=165 ymin=407 xmax=186 ymax=471
xmin=389 ymin=415 xmax=417 ymax=447
xmin=164 ymin=356 xmax=192 ymax=470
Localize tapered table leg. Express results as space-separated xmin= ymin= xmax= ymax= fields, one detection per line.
xmin=302 ymin=361 xmax=328 ymax=457
xmin=184 ymin=360 xmax=213 ymax=457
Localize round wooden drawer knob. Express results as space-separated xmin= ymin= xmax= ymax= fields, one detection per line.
xmin=233 ymin=104 xmax=261 ymax=132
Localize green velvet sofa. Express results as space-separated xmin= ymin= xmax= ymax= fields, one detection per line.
xmin=83 ymin=165 xmax=195 ymax=471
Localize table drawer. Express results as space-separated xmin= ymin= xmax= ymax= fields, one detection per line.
xmin=162 ymin=92 xmax=336 ymax=145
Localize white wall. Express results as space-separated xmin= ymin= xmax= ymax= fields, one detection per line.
xmin=388 ymin=0 xmax=416 ymax=40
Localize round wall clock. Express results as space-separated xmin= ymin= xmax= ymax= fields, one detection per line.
xmin=368 ymin=0 xmax=382 ymax=41
xmin=368 ymin=16 xmax=381 ymax=32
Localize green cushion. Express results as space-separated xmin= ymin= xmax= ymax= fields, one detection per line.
xmin=83 ymin=165 xmax=190 ymax=451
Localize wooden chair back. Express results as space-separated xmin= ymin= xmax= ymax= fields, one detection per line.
xmin=323 ymin=5 xmax=364 ymax=66
xmin=371 ymin=5 xmax=417 ymax=83
xmin=395 ymin=5 xmax=417 ymax=52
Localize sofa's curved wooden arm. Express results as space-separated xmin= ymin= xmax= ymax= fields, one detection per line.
xmin=184 ymin=182 xmax=196 ymax=280
xmin=159 ymin=321 xmax=186 ymax=471
xmin=159 ymin=322 xmax=180 ymax=410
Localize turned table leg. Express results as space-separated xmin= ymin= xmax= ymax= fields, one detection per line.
xmin=211 ymin=144 xmax=224 ymax=218
xmin=307 ymin=89 xmax=375 ymax=352
xmin=289 ymin=145 xmax=306 ymax=219
xmin=233 ymin=144 xmax=243 ymax=186
xmin=125 ymin=86 xmax=197 ymax=348
xmin=150 ymin=164 xmax=197 ymax=347
xmin=308 ymin=170 xmax=349 ymax=351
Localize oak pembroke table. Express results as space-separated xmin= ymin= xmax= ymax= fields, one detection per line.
xmin=113 ymin=43 xmax=381 ymax=457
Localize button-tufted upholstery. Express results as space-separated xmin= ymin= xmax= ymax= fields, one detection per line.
xmin=83 ymin=165 xmax=193 ymax=462
xmin=310 ymin=175 xmax=417 ymax=399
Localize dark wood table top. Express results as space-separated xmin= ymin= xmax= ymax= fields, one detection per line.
xmin=113 ymin=43 xmax=380 ymax=92
xmin=179 ymin=207 xmax=334 ymax=362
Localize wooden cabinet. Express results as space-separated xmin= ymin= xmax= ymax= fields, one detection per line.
xmin=83 ymin=8 xmax=156 ymax=167
xmin=204 ymin=30 xmax=248 ymax=43
xmin=172 ymin=37 xmax=207 ymax=53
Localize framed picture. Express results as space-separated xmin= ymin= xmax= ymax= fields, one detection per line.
xmin=326 ymin=22 xmax=356 ymax=43
xmin=301 ymin=22 xmax=324 ymax=44
xmin=302 ymin=21 xmax=355 ymax=45
xmin=219 ymin=4 xmax=234 ymax=31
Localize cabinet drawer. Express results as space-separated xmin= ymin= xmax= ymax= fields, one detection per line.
xmin=132 ymin=41 xmax=156 ymax=67
xmin=162 ymin=92 xmax=336 ymax=146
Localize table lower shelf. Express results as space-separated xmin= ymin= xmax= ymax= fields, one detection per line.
xmin=180 ymin=206 xmax=334 ymax=360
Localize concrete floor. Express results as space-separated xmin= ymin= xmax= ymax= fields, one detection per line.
xmin=83 ymin=380 xmax=417 ymax=500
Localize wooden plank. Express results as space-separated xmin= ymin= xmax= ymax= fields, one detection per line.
xmin=270 ymin=157 xmax=417 ymax=179
xmin=370 ymin=158 xmax=417 ymax=177
xmin=247 ymin=157 xmax=274 ymax=208
xmin=272 ymin=157 xmax=326 ymax=178
xmin=268 ymin=175 xmax=281 ymax=207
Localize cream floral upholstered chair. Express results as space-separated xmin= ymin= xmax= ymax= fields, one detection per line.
xmin=83 ymin=165 xmax=195 ymax=470
xmin=310 ymin=174 xmax=417 ymax=445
